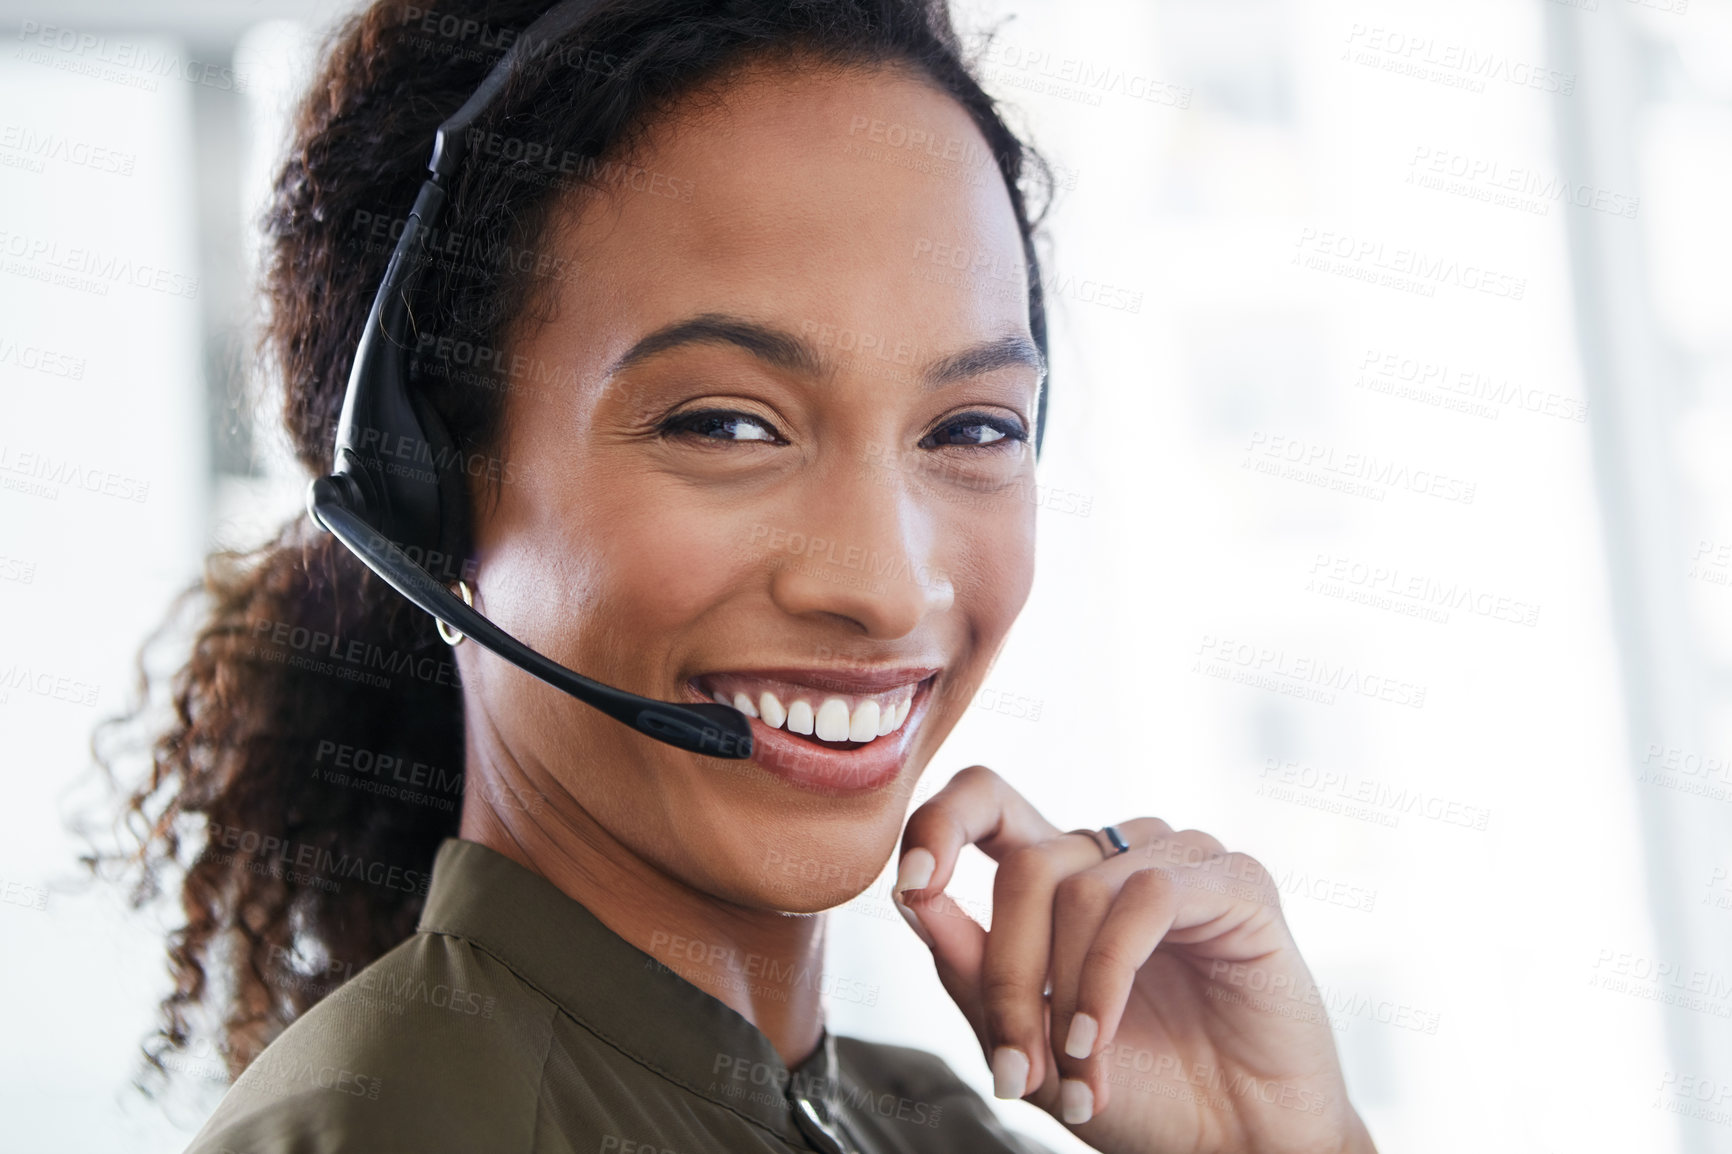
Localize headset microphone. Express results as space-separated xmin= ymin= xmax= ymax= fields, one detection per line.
xmin=305 ymin=0 xmax=752 ymax=760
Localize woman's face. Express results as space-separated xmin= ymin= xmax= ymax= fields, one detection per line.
xmin=458 ymin=61 xmax=1040 ymax=912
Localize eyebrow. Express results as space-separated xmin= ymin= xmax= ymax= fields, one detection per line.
xmin=605 ymin=312 xmax=1046 ymax=390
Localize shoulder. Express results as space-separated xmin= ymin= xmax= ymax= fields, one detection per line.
xmin=183 ymin=931 xmax=558 ymax=1154
xmin=831 ymin=1036 xmax=1061 ymax=1154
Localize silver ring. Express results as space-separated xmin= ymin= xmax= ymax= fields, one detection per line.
xmin=1066 ymin=826 xmax=1132 ymax=860
xmin=435 ymin=580 xmax=474 ymax=646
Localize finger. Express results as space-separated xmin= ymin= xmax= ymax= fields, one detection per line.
xmin=978 ymin=817 xmax=1172 ymax=1101
xmin=895 ymin=765 xmax=1058 ymax=899
xmin=1044 ymin=858 xmax=1133 ymax=1122
xmin=897 ymin=887 xmax=990 ymax=1039
xmin=1047 ymin=830 xmax=1249 ymax=1127
xmin=980 ymin=835 xmax=1113 ymax=1100
xmin=1133 ymin=827 xmax=1228 ymax=874
xmin=1052 ymin=864 xmax=1180 ymax=1124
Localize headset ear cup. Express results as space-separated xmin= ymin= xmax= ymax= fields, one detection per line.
xmin=407 ymin=390 xmax=474 ymax=580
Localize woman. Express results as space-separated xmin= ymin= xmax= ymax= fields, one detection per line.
xmin=96 ymin=0 xmax=1377 ymax=1150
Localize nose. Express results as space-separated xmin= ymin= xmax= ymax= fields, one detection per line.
xmin=763 ymin=471 xmax=955 ymax=639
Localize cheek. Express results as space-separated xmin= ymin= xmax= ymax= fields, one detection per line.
xmin=946 ymin=487 xmax=1038 ymax=639
xmin=576 ymin=481 xmax=756 ymax=635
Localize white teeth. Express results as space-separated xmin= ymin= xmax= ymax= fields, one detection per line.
xmin=703 ymin=681 xmax=921 ymax=743
xmin=758 ymin=691 xmax=786 ymax=729
xmin=850 ymin=700 xmax=881 ymax=742
xmin=815 ymin=698 xmax=852 ymax=742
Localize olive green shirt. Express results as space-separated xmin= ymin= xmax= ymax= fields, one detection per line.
xmin=184 ymin=837 xmax=1056 ymax=1154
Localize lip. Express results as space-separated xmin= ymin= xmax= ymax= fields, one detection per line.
xmin=701 ymin=665 xmax=941 ymax=696
xmin=683 ymin=667 xmax=939 ymax=796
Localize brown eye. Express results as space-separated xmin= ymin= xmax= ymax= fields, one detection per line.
xmin=920 ymin=414 xmax=1027 ymax=449
xmin=663 ymin=409 xmax=783 ymax=443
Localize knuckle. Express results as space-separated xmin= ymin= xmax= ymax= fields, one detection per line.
xmin=1123 ymin=865 xmax=1176 ymax=898
xmin=1121 ymin=867 xmax=1178 ymax=913
xmin=1223 ymin=851 xmax=1281 ymax=903
xmin=1083 ymin=939 xmax=1137 ymax=977
xmin=1176 ymin=828 xmax=1227 ymax=855
xmin=1001 ymin=842 xmax=1060 ymax=886
xmin=1054 ymin=870 xmax=1114 ymax=908
xmin=981 ymin=980 xmax=1040 ymax=1035
xmin=955 ymin=763 xmax=1001 ymax=786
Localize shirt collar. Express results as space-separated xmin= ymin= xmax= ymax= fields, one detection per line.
xmin=415 ymin=837 xmax=843 ymax=1143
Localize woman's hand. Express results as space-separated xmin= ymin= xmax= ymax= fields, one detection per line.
xmin=892 ymin=765 xmax=1376 ymax=1154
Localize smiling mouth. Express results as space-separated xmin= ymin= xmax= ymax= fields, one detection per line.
xmin=691 ymin=671 xmax=935 ymax=749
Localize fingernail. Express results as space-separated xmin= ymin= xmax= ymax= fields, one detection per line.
xmin=991 ymin=1046 xmax=1029 ymax=1099
xmin=1060 ymin=1078 xmax=1094 ymax=1124
xmin=896 ymin=847 xmax=935 ymax=893
xmin=891 ymin=891 xmax=936 ymax=948
xmin=1063 ymin=1012 xmax=1098 ymax=1059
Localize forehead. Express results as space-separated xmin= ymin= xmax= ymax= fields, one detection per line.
xmin=532 ymin=60 xmax=1031 ymax=369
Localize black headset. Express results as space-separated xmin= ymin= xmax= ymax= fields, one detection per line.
xmin=306 ymin=0 xmax=1046 ymax=762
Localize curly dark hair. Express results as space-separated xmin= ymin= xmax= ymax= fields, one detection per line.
xmin=85 ymin=0 xmax=1054 ymax=1095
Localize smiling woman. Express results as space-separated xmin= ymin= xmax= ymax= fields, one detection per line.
xmin=88 ymin=2 xmax=1373 ymax=1153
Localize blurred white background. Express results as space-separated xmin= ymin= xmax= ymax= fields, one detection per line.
xmin=2 ymin=0 xmax=1730 ymax=1150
